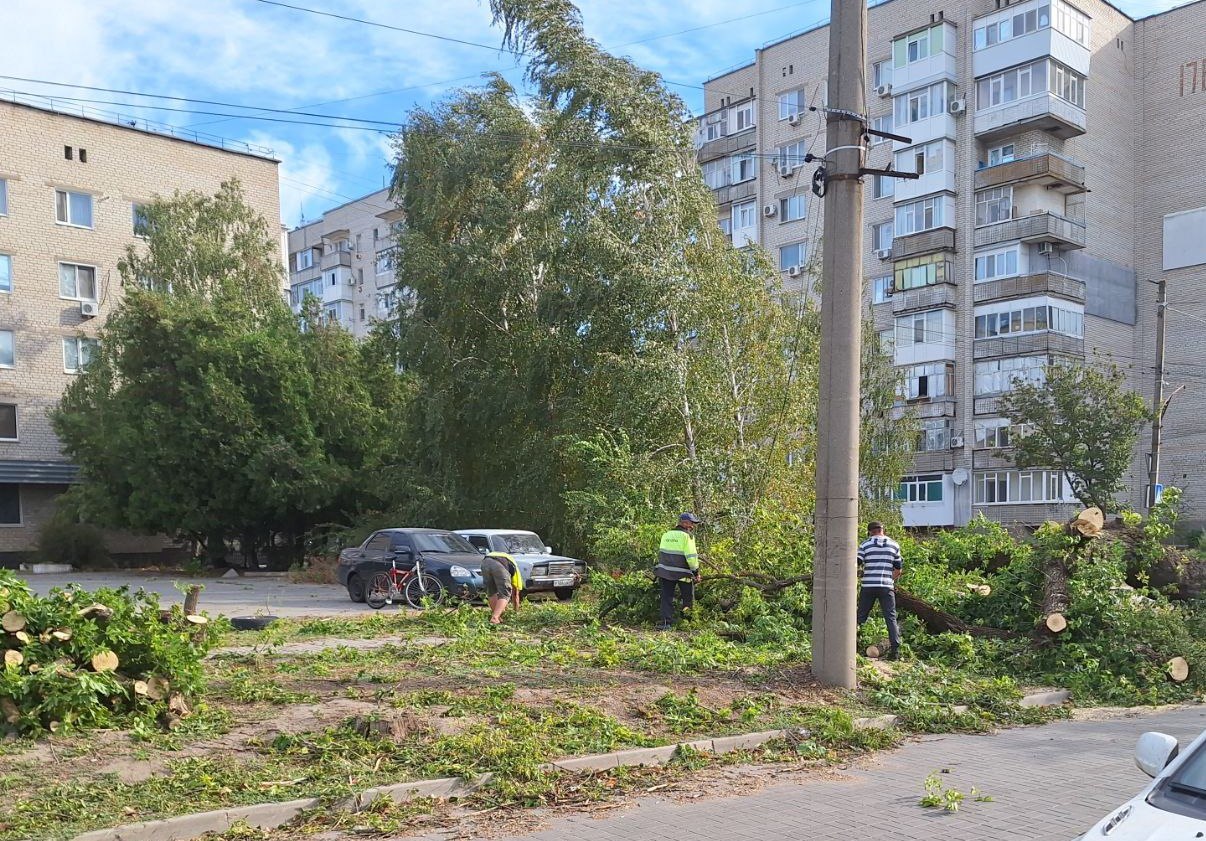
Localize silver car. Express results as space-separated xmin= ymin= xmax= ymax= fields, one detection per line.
xmin=454 ymin=529 xmax=586 ymax=600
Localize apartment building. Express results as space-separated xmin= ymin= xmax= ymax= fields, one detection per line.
xmin=286 ymin=188 xmax=405 ymax=337
xmin=0 ymin=95 xmax=281 ymax=561
xmin=698 ymin=0 xmax=1206 ymax=528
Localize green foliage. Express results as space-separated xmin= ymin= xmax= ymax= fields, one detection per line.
xmin=919 ymin=772 xmax=965 ymax=811
xmin=999 ymin=362 xmax=1152 ymax=511
xmin=34 ymin=514 xmax=110 ymax=570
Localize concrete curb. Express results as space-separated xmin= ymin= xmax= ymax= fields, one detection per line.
xmin=71 ymin=693 xmax=1068 ymax=841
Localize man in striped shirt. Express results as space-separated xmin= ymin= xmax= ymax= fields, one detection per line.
xmin=856 ymin=521 xmax=903 ymax=661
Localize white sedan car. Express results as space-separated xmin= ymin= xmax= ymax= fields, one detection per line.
xmin=1076 ymin=728 xmax=1206 ymax=838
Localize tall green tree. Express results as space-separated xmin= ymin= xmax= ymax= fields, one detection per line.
xmin=998 ymin=362 xmax=1151 ymax=511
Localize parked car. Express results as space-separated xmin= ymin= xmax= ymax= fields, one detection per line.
xmin=454 ymin=529 xmax=586 ymax=600
xmin=337 ymin=528 xmax=485 ymax=605
xmin=1073 ymin=728 xmax=1206 ymax=839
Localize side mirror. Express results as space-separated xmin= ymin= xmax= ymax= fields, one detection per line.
xmin=545 ymin=546 xmax=554 ymax=554
xmin=1135 ymin=731 xmax=1180 ymax=778
xmin=477 ymin=546 xmax=488 ymax=555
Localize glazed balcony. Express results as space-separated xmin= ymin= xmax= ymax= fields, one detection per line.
xmin=974 ymin=153 xmax=1085 ymax=195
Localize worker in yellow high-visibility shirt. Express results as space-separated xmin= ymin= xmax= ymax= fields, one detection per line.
xmin=654 ymin=513 xmax=701 ymax=630
xmin=483 ymin=551 xmax=523 ymax=624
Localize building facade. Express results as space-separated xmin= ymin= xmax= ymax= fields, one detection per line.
xmin=0 ymin=97 xmax=281 ymax=560
xmin=286 ymin=189 xmax=405 ymax=337
xmin=698 ymin=0 xmax=1206 ymax=528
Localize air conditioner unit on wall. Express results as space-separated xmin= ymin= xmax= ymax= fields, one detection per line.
xmin=763 ymin=204 xmax=777 ymax=218
xmin=949 ymin=98 xmax=967 ymax=115
xmin=950 ymin=435 xmax=964 ymax=449
xmin=787 ymin=113 xmax=801 ymax=126
xmin=1037 ymin=241 xmax=1056 ymax=255
xmin=79 ymin=301 xmax=99 ymax=318
xmin=779 ymin=164 xmax=795 ymax=177
xmin=876 ymin=84 xmax=893 ymax=97
xmin=787 ymin=265 xmax=802 ymax=277
xmin=875 ymin=248 xmax=892 ymax=260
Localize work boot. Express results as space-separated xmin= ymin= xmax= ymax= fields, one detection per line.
xmin=885 ymin=646 xmax=900 ymax=661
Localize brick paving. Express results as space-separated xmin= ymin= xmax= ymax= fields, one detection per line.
xmin=414 ymin=705 xmax=1206 ymax=841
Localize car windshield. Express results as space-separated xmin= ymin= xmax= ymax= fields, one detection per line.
xmin=1151 ymin=739 xmax=1206 ymax=820
xmin=413 ymin=532 xmax=477 ymax=553
xmin=497 ymin=533 xmax=546 ymax=554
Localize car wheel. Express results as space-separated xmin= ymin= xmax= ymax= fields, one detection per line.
xmin=554 ymin=587 xmax=575 ymax=602
xmin=347 ymin=573 xmax=366 ymax=603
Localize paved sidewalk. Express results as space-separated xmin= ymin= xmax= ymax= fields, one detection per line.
xmin=413 ymin=705 xmax=1206 ymax=841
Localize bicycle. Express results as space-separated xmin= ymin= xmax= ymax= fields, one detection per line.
xmin=365 ymin=552 xmax=446 ymax=610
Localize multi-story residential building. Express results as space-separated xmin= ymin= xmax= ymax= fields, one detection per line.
xmin=0 ymin=95 xmax=281 ymax=561
xmin=286 ymin=189 xmax=405 ymax=337
xmin=698 ymin=0 xmax=1206 ymax=528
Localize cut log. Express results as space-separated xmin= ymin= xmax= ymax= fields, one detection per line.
xmin=51 ymin=628 xmax=72 ymax=642
xmin=145 ymin=676 xmax=169 ymax=701
xmin=1 ymin=611 xmax=26 ymax=633
xmin=90 ymin=650 xmax=119 ymax=673
xmin=866 ymin=638 xmax=891 ymax=659
xmin=1070 ymin=507 xmax=1105 ymax=538
xmin=168 ymin=692 xmax=191 ymax=717
xmin=965 ymin=584 xmax=992 ymax=597
xmin=1037 ymin=539 xmax=1073 ymax=639
xmin=38 ymin=632 xmax=51 ymax=644
xmin=77 ymin=603 xmax=114 ymax=622
xmin=1044 ymin=612 xmax=1068 ymax=634
xmin=184 ymin=615 xmax=209 ymax=626
xmin=27 ymin=663 xmax=40 ymax=674
xmin=12 ymin=631 xmax=30 ymax=646
xmin=0 ymin=697 xmax=19 ymax=725
xmin=1167 ymin=656 xmax=1190 ymax=683
xmin=133 ymin=680 xmax=149 ymax=697
xmin=894 ymin=588 xmax=1017 ymax=639
xmin=3 ymin=650 xmax=22 ymax=668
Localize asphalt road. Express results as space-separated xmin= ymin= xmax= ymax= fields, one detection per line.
xmin=409 ymin=705 xmax=1206 ymax=841
xmin=15 ymin=571 xmax=360 ymax=618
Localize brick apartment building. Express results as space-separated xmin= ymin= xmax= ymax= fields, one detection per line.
xmin=0 ymin=95 xmax=281 ymax=561
xmin=697 ymin=0 xmax=1206 ymax=528
xmin=286 ymin=189 xmax=407 ymax=338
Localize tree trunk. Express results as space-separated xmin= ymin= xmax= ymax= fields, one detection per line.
xmin=1036 ymin=547 xmax=1072 ymax=639
xmin=183 ymin=585 xmax=202 ymax=616
xmin=894 ymin=588 xmax=1018 ymax=639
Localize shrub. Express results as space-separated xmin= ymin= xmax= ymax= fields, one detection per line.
xmin=35 ymin=517 xmax=110 ymax=570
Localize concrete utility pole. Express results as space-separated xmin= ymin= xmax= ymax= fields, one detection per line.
xmin=1147 ymin=276 xmax=1168 ymax=510
xmin=811 ymin=0 xmax=867 ymax=689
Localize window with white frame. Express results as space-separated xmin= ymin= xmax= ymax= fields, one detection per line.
xmin=987 ymin=143 xmax=1015 ymax=166
xmin=703 ymin=110 xmax=728 ymax=141
xmin=893 ymin=81 xmax=953 ymax=126
xmin=916 ymin=418 xmax=952 ymax=452
xmin=777 ymin=141 xmax=808 ymax=170
xmin=975 ymin=186 xmax=1013 ymax=226
xmin=894 ymin=253 xmax=950 ymax=291
xmin=975 ymin=301 xmax=1083 ymax=339
xmin=873 ymin=174 xmax=894 ymax=199
xmin=873 ymin=221 xmax=894 ymax=251
xmin=734 ymin=103 xmax=755 ymax=132
xmin=0 ymin=404 xmax=16 ymax=441
xmin=974 ymin=418 xmax=1031 ymax=449
xmin=975 ymin=469 xmax=1072 ymax=504
xmin=871 ymin=275 xmax=893 ymax=304
xmin=893 ymin=24 xmax=948 ymax=67
xmin=732 ymin=201 xmax=757 ymax=244
xmin=1051 ymin=61 xmax=1086 ymax=107
xmin=291 ymin=278 xmax=322 ymax=306
xmin=895 ymin=195 xmax=945 ymax=236
xmin=894 ymin=139 xmax=951 ymax=176
xmin=778 ymin=90 xmax=805 ymax=120
xmin=973 ymin=4 xmax=1052 ymax=51
xmin=900 ymin=361 xmax=953 ymax=401
xmin=975 ymin=247 xmax=1020 ymax=281
xmin=0 ymin=179 xmax=8 ymax=216
xmin=973 ymin=355 xmax=1046 ymax=395
xmin=62 ymin=337 xmax=98 ymax=373
xmin=730 ymin=153 xmax=756 ymax=183
xmin=0 ymin=255 xmax=10 ymax=293
xmin=897 ymin=473 xmax=944 ymax=503
xmin=873 ymin=60 xmax=892 ymax=88
xmin=976 ymin=58 xmax=1085 ymax=111
xmin=1053 ymin=0 xmax=1090 ymax=46
xmin=895 ymin=309 xmax=947 ymax=348
xmin=877 ymin=327 xmax=896 ymax=354
xmin=375 ymin=249 xmax=395 ymax=275
xmin=779 ymin=194 xmax=807 ymax=222
xmin=55 ymin=189 xmax=93 ymax=228
xmin=702 ymin=159 xmax=728 ymax=190
xmin=0 ymin=330 xmax=12 ymax=368
xmin=131 ymin=203 xmax=152 ymax=238
xmin=718 ymin=216 xmax=732 ymax=236
xmin=871 ymin=114 xmax=894 ymax=145
xmin=59 ymin=262 xmax=97 ymax=302
xmin=295 ymin=250 xmax=314 ymax=272
xmin=779 ymin=242 xmax=807 ymax=271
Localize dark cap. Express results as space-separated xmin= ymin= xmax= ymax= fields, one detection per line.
xmin=679 ymin=512 xmax=702 ymax=524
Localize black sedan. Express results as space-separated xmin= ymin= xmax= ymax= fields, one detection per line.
xmin=337 ymin=528 xmax=486 ymax=606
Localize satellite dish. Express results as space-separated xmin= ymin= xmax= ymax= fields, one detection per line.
xmin=952 ymin=468 xmax=969 ymax=486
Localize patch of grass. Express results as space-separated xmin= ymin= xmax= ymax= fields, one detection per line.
xmin=208 ymin=666 xmax=319 ymax=705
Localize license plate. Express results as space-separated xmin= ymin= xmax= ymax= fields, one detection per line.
xmin=553 ymin=578 xmax=574 ymax=588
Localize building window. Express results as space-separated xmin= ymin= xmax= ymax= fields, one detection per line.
xmin=291 ymin=278 xmax=322 ymax=306
xmin=777 ymin=141 xmax=808 ymax=171
xmin=375 ymin=250 xmax=395 ymax=275
xmin=974 ymin=246 xmax=1020 ymax=281
xmin=987 ymin=144 xmax=1015 ymax=167
xmin=871 ymin=114 xmax=894 ymax=145
xmin=780 ymin=194 xmax=807 ymax=222
xmin=872 ymin=221 xmax=894 ymax=251
xmin=893 ymin=24 xmax=946 ymax=67
xmin=895 ymin=195 xmax=945 ymax=236
xmin=871 ymin=275 xmax=893 ymax=304
xmin=893 ymin=81 xmax=954 ymax=127
xmin=0 ymin=485 xmax=19 ymax=525
xmin=730 ymin=153 xmax=756 ymax=183
xmin=55 ymin=189 xmax=94 ymax=229
xmin=973 ymin=355 xmax=1047 ymax=396
xmin=718 ymin=216 xmax=732 ymax=236
xmin=975 ymin=301 xmax=1083 ymax=339
xmin=975 ymin=469 xmax=1071 ymax=504
xmin=976 ymin=58 xmax=1085 ymax=111
xmin=0 ymin=331 xmax=12 ymax=368
xmin=0 ymin=179 xmax=7 ymax=216
xmin=294 ymin=250 xmax=314 ymax=272
xmin=877 ymin=327 xmax=896 ymax=354
xmin=873 ymin=60 xmax=892 ymax=89
xmin=58 ymin=262 xmax=97 ymax=302
xmin=1053 ymin=0 xmax=1090 ymax=46
xmin=0 ymin=255 xmax=10 ymax=293
xmin=778 ymin=90 xmax=804 ymax=120
xmin=1051 ymin=61 xmax=1086 ymax=107
xmin=900 ymin=362 xmax=953 ymax=401
xmin=703 ymin=110 xmax=728 ymax=141
xmin=733 ymin=200 xmax=757 ymax=233
xmin=895 ymin=309 xmax=947 ymax=348
xmin=132 ymin=203 xmax=151 ymax=237
xmin=779 ymin=242 xmax=808 ymax=271
xmin=894 ymin=253 xmax=950 ymax=291
xmin=702 ymin=159 xmax=729 ymax=190
xmin=975 ymin=186 xmax=1013 ymax=226
xmin=973 ymin=4 xmax=1051 ymax=51
xmin=897 ymin=474 xmax=944 ymax=503
xmin=0 ymin=404 xmax=15 ymax=441
xmin=974 ymin=418 xmax=1031 ymax=449
xmin=916 ymin=418 xmax=952 ymax=452
xmin=873 ymin=175 xmax=894 ymax=199
xmin=895 ymin=140 xmax=950 ymax=177
xmin=734 ymin=103 xmax=755 ymax=132
xmin=63 ymin=337 xmax=99 ymax=373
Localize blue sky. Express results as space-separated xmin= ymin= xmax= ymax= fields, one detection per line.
xmin=0 ymin=0 xmax=1191 ymax=227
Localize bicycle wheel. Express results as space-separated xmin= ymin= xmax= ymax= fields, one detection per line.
xmin=404 ymin=573 xmax=445 ymax=609
xmin=365 ymin=573 xmax=393 ymax=610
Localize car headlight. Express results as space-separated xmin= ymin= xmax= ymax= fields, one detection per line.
xmin=449 ymin=565 xmax=472 ymax=578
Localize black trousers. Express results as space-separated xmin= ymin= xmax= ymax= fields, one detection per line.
xmin=659 ymin=577 xmax=695 ymax=624
xmin=856 ymin=586 xmax=900 ymax=648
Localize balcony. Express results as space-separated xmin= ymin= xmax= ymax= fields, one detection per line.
xmin=891 ymin=226 xmax=956 ymax=261
xmin=891 ymin=281 xmax=958 ymax=314
xmin=974 ymin=272 xmax=1085 ymax=305
xmin=891 ymin=51 xmax=958 ymax=95
xmin=974 ymin=212 xmax=1085 ymax=250
xmin=972 ymin=450 xmax=1015 ymax=470
xmin=711 ymin=178 xmax=758 ymax=206
xmin=972 ymin=331 xmax=1084 ymax=361
xmin=892 ymin=113 xmax=957 ymax=151
xmin=321 ymin=250 xmax=353 ymax=269
xmin=912 ymin=451 xmax=955 ymax=473
xmin=972 ymin=26 xmax=1090 ymax=79
xmin=894 ymin=166 xmax=958 ymax=205
xmin=974 ymin=153 xmax=1085 ymax=195
xmin=974 ymin=93 xmax=1086 ymax=141
xmin=696 ymin=130 xmax=756 ymax=161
